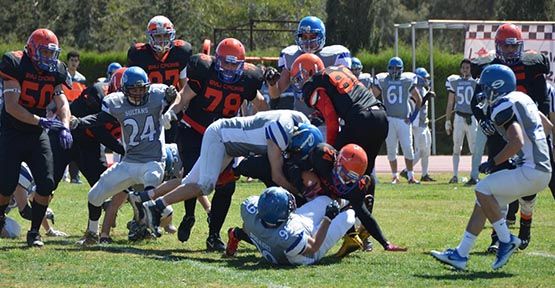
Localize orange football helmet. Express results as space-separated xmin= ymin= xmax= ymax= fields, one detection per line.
xmin=495 ymin=23 xmax=523 ymax=65
xmin=25 ymin=28 xmax=61 ymax=72
xmin=147 ymin=15 xmax=176 ymax=53
xmin=289 ymin=53 xmax=324 ymax=91
xmin=332 ymin=144 xmax=368 ymax=195
xmin=108 ymin=67 xmax=128 ymax=94
xmin=215 ymin=38 xmax=246 ymax=84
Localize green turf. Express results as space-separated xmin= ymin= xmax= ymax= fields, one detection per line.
xmin=1 ymin=174 xmax=554 ymax=287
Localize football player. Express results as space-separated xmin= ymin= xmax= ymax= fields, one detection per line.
xmin=131 ymin=38 xmax=268 ymax=251
xmin=431 ymin=64 xmax=551 ymax=271
xmin=233 ymin=187 xmax=354 ymax=265
xmin=350 ymin=57 xmax=372 ymax=88
xmin=471 ymin=23 xmax=551 ymax=251
xmin=372 ymin=57 xmax=422 ymax=184
xmin=128 ymin=15 xmax=192 ymax=144
xmin=445 ymin=59 xmax=478 ymax=184
xmin=0 ymin=28 xmax=73 ymax=247
xmin=289 ymin=53 xmax=388 ymax=214
xmin=265 ymin=16 xmax=351 ymax=114
xmin=142 ymin=110 xmax=311 ymax=237
xmin=404 ymin=67 xmax=435 ymax=182
xmin=73 ymin=66 xmax=178 ymax=245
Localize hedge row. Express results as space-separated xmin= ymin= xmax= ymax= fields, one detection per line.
xmin=1 ymin=43 xmax=468 ymax=155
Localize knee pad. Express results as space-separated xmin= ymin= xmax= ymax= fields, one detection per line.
xmin=144 ymin=171 xmax=163 ymax=189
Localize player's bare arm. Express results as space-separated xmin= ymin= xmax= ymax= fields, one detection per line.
xmin=302 ymin=217 xmax=331 ymax=256
xmin=445 ymin=91 xmax=455 ymax=135
xmin=251 ymin=90 xmax=269 ymax=112
xmin=267 ymin=140 xmax=299 ymax=195
xmin=53 ymin=84 xmax=71 ymax=127
xmin=411 ymin=86 xmax=422 ymax=108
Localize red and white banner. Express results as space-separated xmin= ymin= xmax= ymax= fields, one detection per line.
xmin=464 ymin=23 xmax=555 ymax=82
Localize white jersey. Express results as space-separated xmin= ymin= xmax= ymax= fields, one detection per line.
xmin=102 ymin=83 xmax=168 ymax=163
xmin=278 ymin=45 xmax=352 ymax=71
xmin=491 ymin=91 xmax=551 ymax=173
xmin=358 ymin=73 xmax=372 ymax=88
xmin=375 ymin=72 xmax=417 ymax=119
xmin=211 ymin=110 xmax=309 ymax=157
xmin=548 ymin=82 xmax=555 ymax=114
xmin=412 ymin=85 xmax=429 ymax=128
xmin=445 ymin=75 xmax=477 ymax=115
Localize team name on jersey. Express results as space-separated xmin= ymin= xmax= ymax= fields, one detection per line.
xmin=146 ymin=62 xmax=180 ymax=71
xmin=125 ymin=107 xmax=149 ymax=117
xmin=208 ymin=79 xmax=245 ymax=93
xmin=24 ymin=72 xmax=55 ymax=82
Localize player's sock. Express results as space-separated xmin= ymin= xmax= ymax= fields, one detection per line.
xmin=407 ymin=171 xmax=414 ymax=179
xmin=31 ymin=200 xmax=47 ymax=232
xmin=492 ymin=219 xmax=511 ymax=243
xmin=155 ymin=198 xmax=167 ymax=212
xmin=88 ymin=220 xmax=99 ymax=234
xmin=234 ymin=227 xmax=253 ymax=245
xmin=88 ymin=202 xmax=102 ymax=221
xmin=453 ymin=153 xmax=460 ymax=177
xmin=19 ymin=204 xmax=32 ymax=220
xmin=456 ymin=231 xmax=477 ymax=258
xmin=183 ymin=198 xmax=196 ymax=218
xmin=392 ymin=172 xmax=398 ymax=178
xmin=209 ymin=183 xmax=235 ymax=235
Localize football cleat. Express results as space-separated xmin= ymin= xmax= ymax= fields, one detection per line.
xmin=142 ymin=201 xmax=162 ymax=237
xmin=177 ymin=215 xmax=195 ymax=242
xmin=206 ymin=233 xmax=226 ymax=252
xmin=76 ymin=231 xmax=99 ymax=246
xmin=335 ymin=233 xmax=363 ymax=257
xmin=464 ymin=178 xmax=479 ymax=186
xmin=492 ymin=235 xmax=521 ymax=270
xmin=45 ymin=228 xmax=68 ymax=237
xmin=128 ymin=191 xmax=146 ymax=223
xmin=399 ymin=169 xmax=408 ymax=180
xmin=385 ymin=242 xmax=408 ymax=252
xmin=99 ymin=236 xmax=114 ymax=244
xmin=420 ymin=174 xmax=436 ymax=182
xmin=448 ymin=176 xmax=458 ymax=184
xmin=408 ymin=178 xmax=420 ymax=184
xmin=391 ymin=177 xmax=401 ymax=184
xmin=127 ymin=220 xmax=149 ymax=241
xmin=45 ymin=208 xmax=55 ymax=224
xmin=225 ymin=228 xmax=240 ymax=257
xmin=26 ymin=230 xmax=44 ymax=248
xmin=487 ymin=242 xmax=499 ymax=254
xmin=358 ymin=228 xmax=373 ymax=252
xmin=431 ymin=248 xmax=468 ymax=270
xmin=0 ymin=215 xmax=5 ymax=232
xmin=164 ymin=224 xmax=177 ymax=234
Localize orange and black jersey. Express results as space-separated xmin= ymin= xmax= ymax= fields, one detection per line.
xmin=181 ymin=53 xmax=263 ymax=134
xmin=127 ymin=40 xmax=192 ymax=89
xmin=301 ymin=66 xmax=381 ymax=145
xmin=471 ymin=52 xmax=550 ymax=114
xmin=0 ymin=51 xmax=70 ymax=133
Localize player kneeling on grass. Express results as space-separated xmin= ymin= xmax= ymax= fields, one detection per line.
xmin=431 ymin=64 xmax=551 ymax=270
xmin=237 ymin=186 xmax=354 ymax=265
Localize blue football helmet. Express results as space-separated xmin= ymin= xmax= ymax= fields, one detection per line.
xmin=387 ymin=57 xmax=404 ymax=80
xmin=415 ymin=67 xmax=430 ymax=87
xmin=351 ymin=57 xmax=363 ymax=77
xmin=295 ymin=16 xmax=326 ymax=53
xmin=257 ymin=187 xmax=296 ymax=227
xmin=478 ymin=64 xmax=516 ymax=103
xmin=164 ymin=144 xmax=182 ymax=181
xmin=122 ymin=66 xmax=150 ymax=106
xmin=289 ymin=123 xmax=323 ymax=159
xmin=106 ymin=62 xmax=122 ymax=79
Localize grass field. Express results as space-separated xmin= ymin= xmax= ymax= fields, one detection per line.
xmin=1 ymin=174 xmax=554 ymax=287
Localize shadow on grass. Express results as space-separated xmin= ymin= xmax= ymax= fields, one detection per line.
xmin=414 ymin=271 xmax=514 ymax=280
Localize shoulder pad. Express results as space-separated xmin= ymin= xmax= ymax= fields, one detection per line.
xmin=281 ymin=45 xmax=301 ymax=56
xmin=521 ymin=52 xmax=550 ymax=73
xmin=188 ymin=54 xmax=212 ymax=75
xmin=447 ymin=74 xmax=461 ymax=82
xmin=445 ymin=74 xmax=460 ymax=91
xmin=243 ymin=63 xmax=264 ymax=80
xmin=10 ymin=51 xmax=23 ymax=60
xmin=309 ymin=143 xmax=336 ymax=178
xmin=401 ymin=72 xmax=416 ymax=79
xmin=133 ymin=43 xmax=148 ymax=50
xmin=491 ymin=98 xmax=515 ymax=127
xmin=320 ymin=45 xmax=351 ymax=55
xmin=173 ymin=39 xmax=188 ymax=47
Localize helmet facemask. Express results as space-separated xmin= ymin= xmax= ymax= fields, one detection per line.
xmin=215 ymin=54 xmax=245 ymax=84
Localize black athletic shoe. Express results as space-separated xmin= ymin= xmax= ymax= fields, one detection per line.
xmin=206 ymin=233 xmax=226 ymax=252
xmin=177 ymin=215 xmax=195 ymax=243
xmin=27 ymin=230 xmax=44 ymax=247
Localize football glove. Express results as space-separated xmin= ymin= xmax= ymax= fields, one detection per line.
xmin=264 ymin=67 xmax=280 ymax=86
xmin=479 ymin=159 xmax=495 ymax=175
xmin=324 ymin=200 xmax=340 ymax=221
xmin=479 ymin=119 xmax=497 ymax=136
xmin=38 ymin=117 xmax=65 ymax=130
xmin=445 ymin=120 xmax=452 ymax=135
xmin=161 ymin=110 xmax=177 ymax=130
xmin=59 ymin=127 xmax=73 ymax=150
xmin=165 ymin=85 xmax=178 ymax=104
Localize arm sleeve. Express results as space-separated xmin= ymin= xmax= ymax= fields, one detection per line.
xmin=90 ymin=125 xmax=125 ymax=155
xmin=312 ymin=88 xmax=340 ymax=146
xmin=77 ymin=111 xmax=118 ymax=128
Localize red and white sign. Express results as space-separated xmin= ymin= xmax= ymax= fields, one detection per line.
xmin=464 ymin=23 xmax=555 ymax=82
